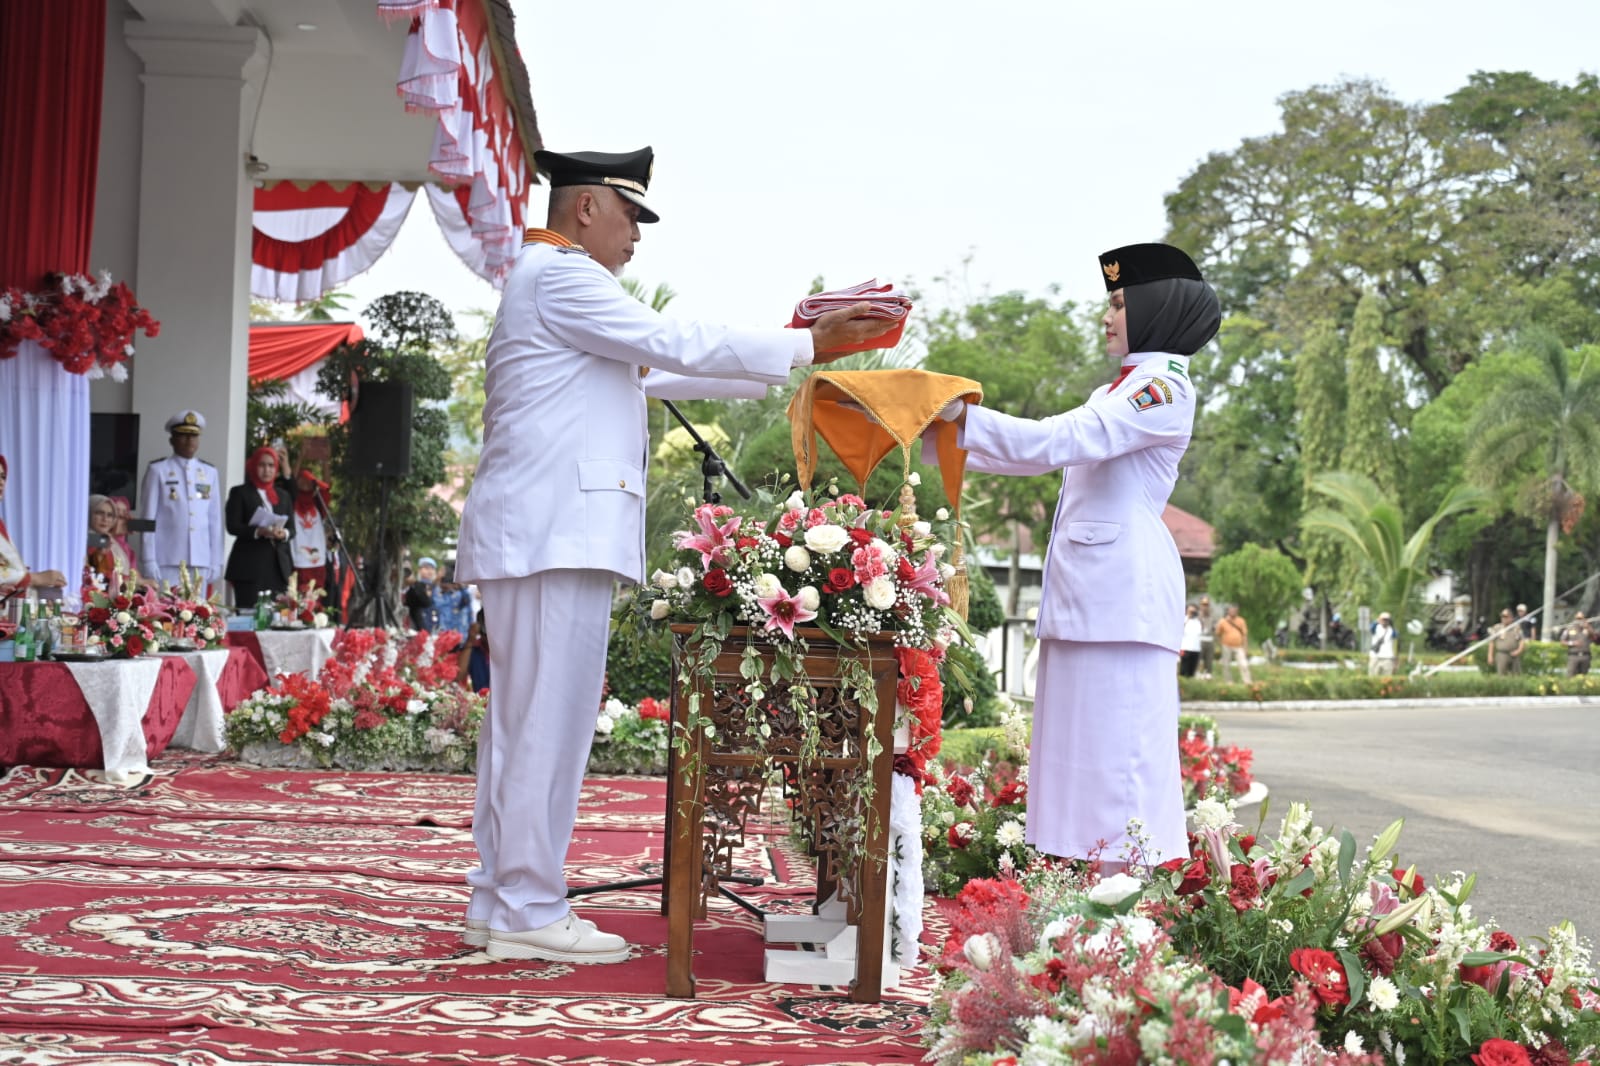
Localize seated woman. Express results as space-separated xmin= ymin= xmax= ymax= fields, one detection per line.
xmin=223 ymin=446 xmax=295 ymax=610
xmin=108 ymin=496 xmax=137 ymax=571
xmin=86 ymin=494 xmax=133 ymax=583
xmin=0 ymin=454 xmax=68 ymax=598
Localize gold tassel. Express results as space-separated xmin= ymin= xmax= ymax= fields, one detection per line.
xmin=947 ymin=539 xmax=970 ymax=621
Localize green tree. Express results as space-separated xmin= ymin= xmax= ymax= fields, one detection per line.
xmin=921 ymin=289 xmax=1099 ymax=613
xmin=438 ymin=309 xmax=492 ymax=506
xmin=244 ymin=379 xmax=328 ymax=455
xmin=1342 ymin=291 xmax=1401 ymax=498
xmin=315 ymin=292 xmax=459 ymax=622
xmin=1205 ymin=544 xmax=1303 ymax=648
xmin=1292 ymin=319 xmax=1346 ymax=613
xmin=1301 ymin=471 xmax=1487 ymax=625
xmin=1465 ymin=334 xmax=1600 ymax=638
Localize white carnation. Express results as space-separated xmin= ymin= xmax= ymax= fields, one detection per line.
xmin=753 ymin=573 xmax=784 ymax=599
xmin=797 ymin=586 xmax=820 ymax=611
xmin=1191 ymin=796 xmax=1233 ymax=831
xmin=406 ymin=699 xmax=427 ymax=715
xmin=783 ymin=545 xmax=811 ymax=572
xmin=802 ymin=524 xmax=849 ymax=554
xmin=650 ymin=599 xmax=671 ymax=620
xmin=863 ymin=575 xmax=897 ymax=610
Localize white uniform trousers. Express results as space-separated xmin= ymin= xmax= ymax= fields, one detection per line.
xmin=1027 ymin=639 xmax=1187 ymax=865
xmin=467 ymin=569 xmax=614 ymax=931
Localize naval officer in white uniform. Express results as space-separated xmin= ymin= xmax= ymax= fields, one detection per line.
xmin=933 ymin=243 xmax=1220 ymax=869
xmin=453 ymin=147 xmax=895 ymax=964
xmin=139 ymin=411 xmax=225 ymax=591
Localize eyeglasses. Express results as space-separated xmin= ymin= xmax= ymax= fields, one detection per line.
xmin=92 ymin=509 xmax=115 ymax=518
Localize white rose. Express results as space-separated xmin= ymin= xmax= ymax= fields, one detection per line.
xmin=962 ymin=932 xmax=1001 ymax=971
xmin=201 ymin=627 xmax=215 ymax=641
xmin=785 ymin=491 xmax=806 ymax=510
xmin=1087 ymin=872 xmax=1145 ymax=906
xmin=753 ymin=573 xmax=784 ymax=599
xmin=797 ymin=586 xmax=820 ymax=611
xmin=935 ymin=507 xmax=949 ymax=520
xmin=783 ymin=545 xmax=811 ymax=572
xmin=939 ymin=562 xmax=956 ymax=579
xmin=406 ymin=699 xmax=427 ymax=715
xmin=803 ymin=524 xmax=850 ymax=554
xmin=863 ymin=575 xmax=897 ymax=610
xmin=906 ymin=472 xmax=921 ymax=487
xmin=650 ymin=599 xmax=671 ymax=620
xmin=652 ymin=568 xmax=679 ymax=590
xmin=313 ymin=612 xmax=328 ymax=629
xmin=604 ymin=698 xmax=628 ymax=719
xmin=911 ymin=521 xmax=931 ymax=537
xmin=594 ymin=715 xmax=615 ymax=735
xmin=115 ymin=611 xmax=132 ymax=625
xmin=179 ymin=609 xmax=194 ymax=622
xmin=676 ymin=567 xmax=696 ymax=590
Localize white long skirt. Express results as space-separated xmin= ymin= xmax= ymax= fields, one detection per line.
xmin=1026 ymin=638 xmax=1187 ymax=865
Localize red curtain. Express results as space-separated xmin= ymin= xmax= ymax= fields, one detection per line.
xmin=248 ymin=323 xmax=365 ymax=382
xmin=0 ymin=0 xmax=106 ymax=289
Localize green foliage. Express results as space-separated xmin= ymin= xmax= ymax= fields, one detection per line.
xmin=1292 ymin=319 xmax=1347 ymax=590
xmin=1342 ymin=291 xmax=1400 ymax=498
xmin=938 ymin=726 xmax=1009 ymax=769
xmin=605 ymin=621 xmax=673 ymax=705
xmin=1206 ymin=544 xmax=1303 ymax=645
xmin=314 ymin=293 xmax=460 ymax=615
xmin=1180 ymin=661 xmax=1600 ymax=701
xmin=437 ymin=309 xmax=492 ymax=506
xmin=940 ymin=641 xmax=1000 ymax=727
xmin=245 ymin=378 xmax=328 ymax=454
xmin=962 ymin=560 xmax=1005 ymax=635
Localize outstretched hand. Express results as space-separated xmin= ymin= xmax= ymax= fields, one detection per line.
xmin=808 ymin=302 xmax=898 ymax=363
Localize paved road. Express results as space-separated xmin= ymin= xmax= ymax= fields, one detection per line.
xmin=1203 ymin=700 xmax=1600 ymax=940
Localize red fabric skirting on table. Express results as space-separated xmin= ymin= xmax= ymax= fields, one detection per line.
xmin=226 ymin=631 xmax=265 ymax=677
xmin=218 ymin=644 xmax=269 ymax=710
xmin=0 ymin=657 xmax=195 ymax=769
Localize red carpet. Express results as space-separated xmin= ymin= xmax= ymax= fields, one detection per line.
xmin=0 ymin=753 xmax=937 ymax=1064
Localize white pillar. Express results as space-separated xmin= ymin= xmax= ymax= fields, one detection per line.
xmin=124 ymin=21 xmax=265 ymax=520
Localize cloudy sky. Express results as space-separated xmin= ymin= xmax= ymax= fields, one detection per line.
xmin=341 ymin=0 xmax=1600 ymax=338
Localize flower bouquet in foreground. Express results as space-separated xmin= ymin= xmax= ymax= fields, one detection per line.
xmin=588 ymin=696 xmax=670 ymax=775
xmin=271 ymin=574 xmax=328 ymax=628
xmin=81 ymin=585 xmax=164 ymax=658
xmin=226 ymin=628 xmax=483 ymax=771
xmin=927 ymin=798 xmax=1600 ymax=1065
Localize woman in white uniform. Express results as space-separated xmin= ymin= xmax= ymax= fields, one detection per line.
xmin=936 ymin=243 xmax=1220 ymax=868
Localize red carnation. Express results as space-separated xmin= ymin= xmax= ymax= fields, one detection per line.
xmin=1489 ymin=930 xmax=1519 ymax=953
xmin=991 ymin=780 xmax=1027 ymax=807
xmin=945 ymin=775 xmax=975 ymax=808
xmin=701 ymin=569 xmax=733 ymax=597
xmin=847 ymin=527 xmax=873 ymax=546
xmin=1289 ymin=947 xmax=1350 ymax=1008
xmin=1472 ymin=1039 xmax=1534 ymax=1066
xmin=947 ymin=822 xmax=975 ymax=849
xmin=735 ymin=536 xmax=759 ymax=550
xmin=1227 ymin=863 xmax=1260 ymax=912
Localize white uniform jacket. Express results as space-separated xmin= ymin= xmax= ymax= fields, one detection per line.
xmin=456 ymin=243 xmax=811 ymax=585
xmin=139 ymin=455 xmax=225 ymax=580
xmin=959 ymin=351 xmax=1195 ymax=652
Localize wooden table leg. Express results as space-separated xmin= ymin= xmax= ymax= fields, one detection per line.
xmin=849 ymin=652 xmax=900 ymax=1003
xmin=666 ymin=681 xmax=705 ymax=999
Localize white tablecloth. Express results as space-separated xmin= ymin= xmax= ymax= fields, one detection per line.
xmin=165 ymin=647 xmax=232 ymax=753
xmin=63 ymin=657 xmax=164 ymax=782
xmin=257 ymin=628 xmax=335 ymax=679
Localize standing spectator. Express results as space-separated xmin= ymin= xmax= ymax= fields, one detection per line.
xmin=433 ymin=563 xmax=474 ymax=641
xmin=457 ymin=608 xmax=491 ymax=692
xmin=1215 ymin=604 xmax=1252 ymax=683
xmin=1369 ymin=611 xmax=1398 ymax=676
xmin=223 ymin=446 xmax=295 ymax=610
xmin=139 ymin=411 xmax=224 ymax=591
xmin=289 ymin=470 xmax=333 ymax=595
xmin=1196 ymin=595 xmax=1216 ymax=679
xmin=1561 ymin=612 xmax=1594 ymax=677
xmin=1179 ymin=603 xmax=1202 ymax=677
xmin=403 ymin=556 xmax=439 ymax=631
xmin=1491 ymin=608 xmax=1526 ymax=675
xmin=1516 ymin=603 xmax=1537 ymax=642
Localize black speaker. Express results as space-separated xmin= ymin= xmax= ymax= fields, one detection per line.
xmin=347 ymin=381 xmax=413 ymax=477
xmin=90 ymin=412 xmax=142 ymax=506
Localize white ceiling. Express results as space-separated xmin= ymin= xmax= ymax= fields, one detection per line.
xmin=127 ymin=0 xmax=446 ymax=185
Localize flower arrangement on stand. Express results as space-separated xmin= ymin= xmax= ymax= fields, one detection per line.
xmin=1179 ymin=712 xmax=1256 ymax=806
xmin=588 ymin=696 xmax=671 ymax=775
xmin=226 ymin=628 xmax=484 ymax=771
xmin=0 ymin=270 xmax=160 ymax=377
xmin=271 ymin=574 xmax=329 ymax=628
xmin=922 ymin=701 xmax=1035 ymax=897
xmin=150 ymin=568 xmax=227 ymax=650
xmin=924 ymin=797 xmax=1600 ymax=1064
xmin=81 ymin=586 xmax=164 ymax=658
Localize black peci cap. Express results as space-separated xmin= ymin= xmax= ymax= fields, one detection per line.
xmin=533 ymin=146 xmax=659 ymax=223
xmin=1098 ymin=242 xmax=1204 ymax=291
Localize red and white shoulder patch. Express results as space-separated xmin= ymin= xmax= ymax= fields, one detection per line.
xmin=1128 ymin=377 xmax=1174 ymax=413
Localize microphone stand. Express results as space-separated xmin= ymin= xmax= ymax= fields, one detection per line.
xmin=313 ymin=486 xmax=368 ymax=624
xmin=660 ymin=399 xmax=751 ymax=503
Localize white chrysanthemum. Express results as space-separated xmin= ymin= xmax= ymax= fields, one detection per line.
xmin=783 ymin=545 xmax=811 ymax=572
xmin=1137 ymin=1019 xmax=1171 ymax=1062
xmin=1367 ymin=974 xmax=1400 ymax=1010
xmin=863 ymin=575 xmax=897 ymax=609
xmin=753 ymin=573 xmax=784 ymax=599
xmin=650 ymin=599 xmax=671 ymax=620
xmin=1345 ymin=1031 xmax=1366 ymax=1054
xmin=995 ymin=820 xmax=1025 ymax=847
xmin=652 ymin=568 xmax=679 ymax=590
xmin=802 ymin=524 xmax=849 ymax=554
xmin=797 ymin=586 xmax=820 ymax=611
xmin=1191 ymin=796 xmax=1233 ymax=830
xmin=200 ymin=627 xmax=215 ymax=641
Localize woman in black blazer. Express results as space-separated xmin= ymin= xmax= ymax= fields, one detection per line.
xmin=224 ymin=446 xmax=295 ymax=610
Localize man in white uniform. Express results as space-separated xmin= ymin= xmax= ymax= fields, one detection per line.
xmin=139 ymin=411 xmax=224 ymax=591
xmin=453 ymin=147 xmax=893 ymax=964
xmin=930 ymin=243 xmax=1219 ymax=869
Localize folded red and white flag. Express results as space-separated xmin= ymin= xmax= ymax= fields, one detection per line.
xmin=789 ymin=279 xmax=913 ymax=353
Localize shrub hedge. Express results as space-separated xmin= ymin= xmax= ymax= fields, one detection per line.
xmin=1179 ymin=664 xmax=1600 ymax=702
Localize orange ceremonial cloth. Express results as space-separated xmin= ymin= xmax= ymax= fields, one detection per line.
xmin=789 ymin=279 xmax=913 ymax=354
xmin=788 ymin=369 xmax=982 ymax=515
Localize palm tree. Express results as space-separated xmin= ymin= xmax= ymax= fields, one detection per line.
xmin=1301 ymin=471 xmax=1486 ymax=624
xmin=1466 ymin=334 xmax=1600 ymax=638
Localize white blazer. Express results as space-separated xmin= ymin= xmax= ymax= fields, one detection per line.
xmin=455 ymin=243 xmax=811 ymax=585
xmin=139 ymin=454 xmax=225 ymax=580
xmin=958 ymin=351 xmax=1195 ymax=652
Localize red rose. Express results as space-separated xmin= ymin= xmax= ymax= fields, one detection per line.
xmin=1289 ymin=947 xmax=1350 ymax=1008
xmin=824 ymin=567 xmax=856 ymax=593
xmin=897 ymin=556 xmax=916 ymax=583
xmin=125 ymin=635 xmax=144 ymax=657
xmin=947 ymin=822 xmax=974 ymax=849
xmin=771 ymin=532 xmax=792 ymax=549
xmin=1237 ymin=833 xmax=1257 ymax=853
xmin=847 ymin=527 xmax=873 ymax=546
xmin=945 ymin=776 xmax=975 ymax=807
xmin=1392 ymin=866 xmax=1426 ymax=896
xmin=701 ymin=569 xmax=733 ymax=597
xmin=991 ymin=781 xmax=1027 ymax=807
xmin=1473 ymin=1039 xmax=1534 ymax=1066
xmin=1227 ymin=863 xmax=1260 ymax=912
xmin=87 ymin=607 xmax=111 ymax=625
xmin=1158 ymin=854 xmax=1209 ymax=896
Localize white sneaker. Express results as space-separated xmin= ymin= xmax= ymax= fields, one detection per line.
xmin=463 ymin=917 xmax=488 ymax=948
xmin=487 ymin=913 xmax=630 ymax=964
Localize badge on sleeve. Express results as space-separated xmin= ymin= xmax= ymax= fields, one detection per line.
xmin=1128 ymin=378 xmax=1174 ymax=413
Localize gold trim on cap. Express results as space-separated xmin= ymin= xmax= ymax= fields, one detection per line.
xmin=601 ymin=176 xmax=647 ymax=195
xmin=1102 ymin=261 xmax=1121 ymax=283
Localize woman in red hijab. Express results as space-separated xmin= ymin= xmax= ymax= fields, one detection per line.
xmin=222 ymin=446 xmax=295 ymax=610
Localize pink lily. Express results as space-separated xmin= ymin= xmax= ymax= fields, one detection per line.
xmin=757 ymin=589 xmax=817 ymax=639
xmin=901 ymin=553 xmax=949 ymax=606
xmin=673 ymin=505 xmax=742 ymax=567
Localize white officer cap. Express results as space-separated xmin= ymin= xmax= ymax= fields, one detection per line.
xmin=165 ymin=411 xmax=206 ymax=435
